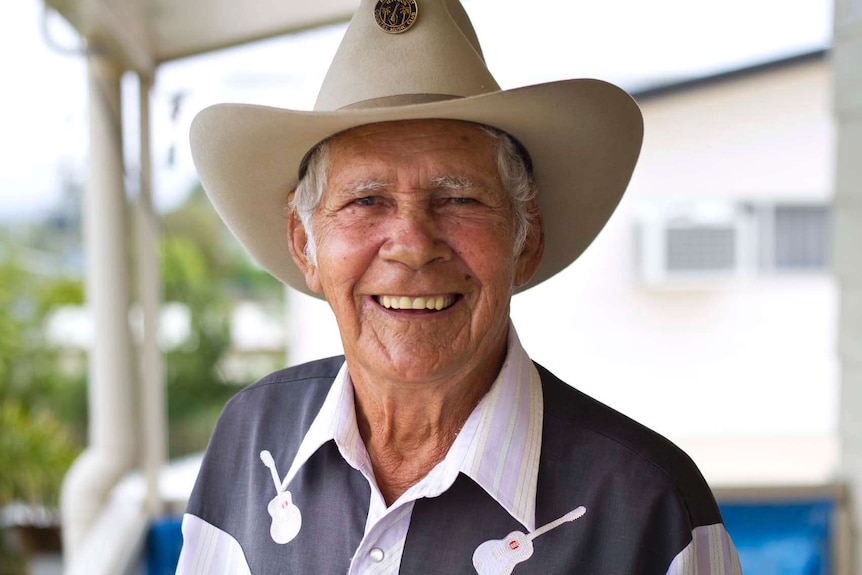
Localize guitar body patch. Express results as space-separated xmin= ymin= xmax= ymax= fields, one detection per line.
xmin=472 ymin=506 xmax=586 ymax=575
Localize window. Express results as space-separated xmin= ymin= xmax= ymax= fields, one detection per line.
xmin=773 ymin=205 xmax=831 ymax=270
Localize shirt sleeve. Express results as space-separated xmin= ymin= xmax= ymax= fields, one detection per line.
xmin=665 ymin=523 xmax=742 ymax=575
xmin=176 ymin=513 xmax=253 ymax=575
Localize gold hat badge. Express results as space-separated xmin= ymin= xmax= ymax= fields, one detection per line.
xmin=374 ymin=0 xmax=419 ymax=34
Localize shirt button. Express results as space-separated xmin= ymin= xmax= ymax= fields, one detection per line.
xmin=369 ymin=548 xmax=385 ymax=563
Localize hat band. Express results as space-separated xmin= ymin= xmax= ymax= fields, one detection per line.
xmin=338 ymin=93 xmax=461 ymax=110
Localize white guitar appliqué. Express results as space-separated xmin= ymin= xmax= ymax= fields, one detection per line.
xmin=472 ymin=506 xmax=586 ymax=575
xmin=260 ymin=450 xmax=302 ymax=544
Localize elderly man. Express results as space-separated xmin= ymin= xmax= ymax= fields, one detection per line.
xmin=178 ymin=0 xmax=741 ymax=573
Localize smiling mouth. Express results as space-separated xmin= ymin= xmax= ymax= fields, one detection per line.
xmin=374 ymin=295 xmax=458 ymax=311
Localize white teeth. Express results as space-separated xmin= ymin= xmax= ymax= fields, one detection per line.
xmin=378 ymin=295 xmax=454 ymax=311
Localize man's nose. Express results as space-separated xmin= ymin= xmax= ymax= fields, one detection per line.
xmin=379 ymin=208 xmax=452 ymax=270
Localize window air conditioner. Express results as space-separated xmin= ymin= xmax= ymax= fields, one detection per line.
xmin=637 ymin=202 xmax=755 ymax=285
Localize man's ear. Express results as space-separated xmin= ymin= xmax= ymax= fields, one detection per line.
xmin=514 ymin=203 xmax=544 ymax=287
xmin=286 ymin=200 xmax=323 ymax=293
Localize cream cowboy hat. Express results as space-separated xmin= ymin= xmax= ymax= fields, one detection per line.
xmin=190 ymin=0 xmax=643 ymax=298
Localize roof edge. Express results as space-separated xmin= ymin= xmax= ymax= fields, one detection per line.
xmin=632 ymin=49 xmax=829 ymax=102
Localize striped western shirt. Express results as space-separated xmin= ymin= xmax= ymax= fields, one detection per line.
xmin=178 ymin=325 xmax=740 ymax=574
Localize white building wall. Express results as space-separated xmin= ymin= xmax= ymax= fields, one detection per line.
xmin=634 ymin=59 xmax=833 ymax=200
xmin=511 ymin=57 xmax=839 ymax=484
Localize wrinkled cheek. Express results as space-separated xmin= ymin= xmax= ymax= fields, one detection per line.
xmin=474 ymin=291 xmax=512 ymax=333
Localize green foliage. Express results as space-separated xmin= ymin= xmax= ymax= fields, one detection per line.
xmin=0 ymin=256 xmax=29 ymax=388
xmin=0 ymin=180 xmax=285 ymax=500
xmin=0 ymin=401 xmax=78 ymax=507
xmin=0 ymin=252 xmax=84 ymax=569
xmin=161 ymin=236 xmax=212 ymax=301
xmin=0 ymin=256 xmax=85 ymax=497
xmin=0 ymin=178 xmax=289 ymax=567
xmin=161 ymin=185 xmax=282 ymax=300
xmin=0 ymin=256 xmax=87 ymax=443
xmin=160 ymin=187 xmax=283 ymax=457
xmin=36 ymin=277 xmax=84 ymax=317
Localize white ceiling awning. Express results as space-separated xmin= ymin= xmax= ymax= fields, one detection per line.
xmin=46 ymin=0 xmax=360 ymax=74
xmin=44 ymin=0 xmax=833 ymax=91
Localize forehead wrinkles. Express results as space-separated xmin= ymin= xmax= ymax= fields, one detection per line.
xmin=324 ymin=131 xmax=500 ymax=198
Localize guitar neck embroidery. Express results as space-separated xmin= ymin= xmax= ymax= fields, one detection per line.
xmin=472 ymin=506 xmax=587 ymax=575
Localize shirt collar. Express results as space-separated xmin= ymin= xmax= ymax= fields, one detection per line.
xmin=281 ymin=323 xmax=544 ymax=532
xmin=458 ymin=326 xmax=543 ymax=531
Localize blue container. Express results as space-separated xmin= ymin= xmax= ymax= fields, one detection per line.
xmin=719 ymin=500 xmax=833 ymax=575
xmin=147 ymin=516 xmax=184 ymax=575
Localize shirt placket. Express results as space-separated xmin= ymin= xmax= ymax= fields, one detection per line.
xmin=348 ymin=501 xmax=414 ymax=574
xmin=345 ymin=441 xmax=458 ymax=574
xmin=335 ymin=398 xmax=414 ymax=574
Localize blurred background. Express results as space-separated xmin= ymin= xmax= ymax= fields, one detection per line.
xmin=0 ymin=0 xmax=857 ymax=573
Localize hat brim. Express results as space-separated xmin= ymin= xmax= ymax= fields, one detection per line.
xmin=190 ymin=78 xmax=643 ymax=298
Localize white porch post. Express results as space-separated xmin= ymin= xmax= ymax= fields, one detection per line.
xmin=136 ymin=73 xmax=166 ymax=516
xmin=835 ymin=0 xmax=862 ymax=571
xmin=60 ymin=53 xmax=138 ymax=560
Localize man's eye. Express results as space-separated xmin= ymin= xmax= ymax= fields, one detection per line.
xmin=447 ymin=197 xmax=477 ymax=205
xmin=354 ymin=197 xmax=378 ymax=206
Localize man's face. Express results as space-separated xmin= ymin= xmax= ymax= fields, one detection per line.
xmin=290 ymin=120 xmax=542 ymax=385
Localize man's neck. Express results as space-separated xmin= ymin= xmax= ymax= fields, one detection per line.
xmin=349 ymin=347 xmax=505 ymax=506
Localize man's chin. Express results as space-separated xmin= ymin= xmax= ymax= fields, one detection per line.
xmin=350 ymin=345 xmax=471 ymax=386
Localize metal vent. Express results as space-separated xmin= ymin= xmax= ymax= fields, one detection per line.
xmin=665 ymin=226 xmax=736 ymax=272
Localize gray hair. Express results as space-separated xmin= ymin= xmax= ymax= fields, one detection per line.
xmin=290 ymin=125 xmax=538 ymax=265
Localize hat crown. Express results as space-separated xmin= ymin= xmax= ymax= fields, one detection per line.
xmin=314 ymin=0 xmax=501 ymax=111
